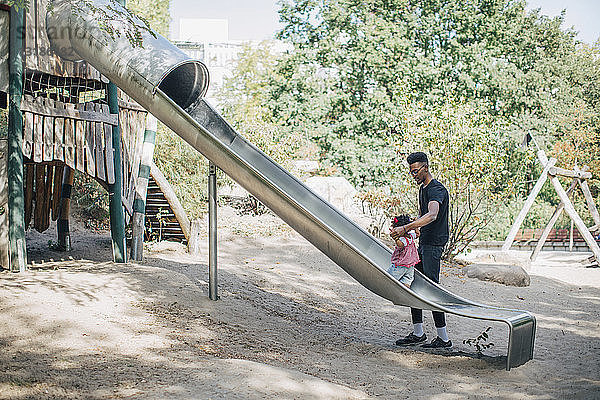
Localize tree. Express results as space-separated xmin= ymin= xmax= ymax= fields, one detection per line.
xmin=274 ymin=0 xmax=598 ymax=187
xmin=216 ymin=41 xmax=306 ymax=169
xmin=358 ymin=100 xmax=518 ymax=258
xmin=127 ymin=0 xmax=170 ymax=37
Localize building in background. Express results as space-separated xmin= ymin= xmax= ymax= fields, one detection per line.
xmin=174 ymin=18 xmax=246 ymax=106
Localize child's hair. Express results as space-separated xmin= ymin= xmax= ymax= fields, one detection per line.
xmin=391 ymin=214 xmax=412 ymax=228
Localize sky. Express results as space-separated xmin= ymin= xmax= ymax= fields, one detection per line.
xmin=169 ymin=0 xmax=600 ymax=44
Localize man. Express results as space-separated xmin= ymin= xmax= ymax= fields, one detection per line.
xmin=391 ymin=151 xmax=451 ymax=349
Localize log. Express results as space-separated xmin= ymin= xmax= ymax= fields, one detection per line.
xmin=75 ymin=108 xmax=85 ymax=172
xmin=52 ymin=164 xmax=64 ymax=221
xmin=548 ymin=166 xmax=592 ymax=179
xmin=57 ymin=167 xmax=75 ymax=251
xmin=104 ymin=122 xmax=115 ymax=184
xmin=24 ymin=164 xmax=34 ymax=229
xmin=130 ymin=212 xmax=144 ymax=261
xmin=54 ymin=113 xmax=65 ymax=161
xmin=576 ymin=166 xmax=600 ymax=228
xmin=34 ymin=164 xmax=46 ymax=232
xmin=94 ymin=104 xmax=106 ymax=182
xmin=64 ymin=106 xmax=76 ymax=169
xmin=40 ymin=164 xmax=53 ymax=232
xmin=23 ymin=112 xmax=33 ymax=158
xmin=131 ymin=114 xmax=157 ymax=261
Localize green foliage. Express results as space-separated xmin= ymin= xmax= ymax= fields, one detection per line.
xmin=2 ymin=0 xmax=29 ymax=12
xmin=274 ymin=0 xmax=599 ymax=187
xmin=548 ymin=97 xmax=600 ymax=195
xmin=71 ymin=170 xmax=109 ymax=225
xmin=0 ymin=108 xmax=7 ymax=137
xmin=69 ymin=0 xmax=157 ymax=48
xmin=127 ymin=0 xmax=170 ymax=37
xmin=216 ymin=41 xmax=307 ymax=169
xmin=391 ymin=101 xmax=519 ymax=257
xmin=264 ymin=0 xmax=600 ymax=253
xmin=355 ymin=188 xmax=412 ymax=237
xmin=152 ymin=123 xmax=230 ymax=220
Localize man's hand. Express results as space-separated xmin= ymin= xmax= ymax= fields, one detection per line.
xmin=390 ymin=225 xmax=407 ymax=240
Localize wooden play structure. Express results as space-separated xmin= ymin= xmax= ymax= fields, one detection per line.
xmin=0 ymin=1 xmax=190 ymax=271
xmin=503 ymin=146 xmax=600 ymax=264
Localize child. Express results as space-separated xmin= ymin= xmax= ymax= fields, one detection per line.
xmin=387 ymin=214 xmax=420 ymax=287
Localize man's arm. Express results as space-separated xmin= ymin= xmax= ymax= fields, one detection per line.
xmin=391 ymin=200 xmax=439 ymax=239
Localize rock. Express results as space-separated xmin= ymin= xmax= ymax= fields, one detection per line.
xmin=292 ymin=160 xmax=319 ymax=174
xmin=466 ymin=263 xmax=531 ymax=287
xmin=456 ymin=250 xmax=531 ymax=271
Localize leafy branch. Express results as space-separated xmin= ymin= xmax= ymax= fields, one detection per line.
xmin=463 ymin=327 xmax=495 ymax=356
xmin=5 ymin=0 xmax=156 ymax=48
xmin=71 ymin=0 xmax=156 ymax=48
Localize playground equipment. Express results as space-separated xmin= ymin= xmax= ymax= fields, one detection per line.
xmin=503 ymin=142 xmax=600 ymax=264
xmin=0 ymin=0 xmax=192 ymax=267
xmin=1 ymin=0 xmax=536 ymax=370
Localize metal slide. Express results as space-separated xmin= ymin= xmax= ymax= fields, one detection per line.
xmin=47 ymin=0 xmax=535 ymax=370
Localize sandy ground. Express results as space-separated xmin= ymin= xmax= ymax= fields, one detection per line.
xmin=1 ymin=207 xmax=599 ymax=399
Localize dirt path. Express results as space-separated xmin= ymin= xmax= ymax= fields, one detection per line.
xmin=1 ymin=208 xmax=599 ymax=399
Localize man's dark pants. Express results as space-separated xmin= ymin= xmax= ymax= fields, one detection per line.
xmin=411 ymin=244 xmax=446 ymax=328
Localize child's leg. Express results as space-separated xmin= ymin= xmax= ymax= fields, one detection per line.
xmin=399 ymin=266 xmax=414 ymax=288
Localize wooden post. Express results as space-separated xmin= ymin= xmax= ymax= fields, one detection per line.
xmin=0 ymin=139 xmax=8 ymax=269
xmin=7 ymin=5 xmax=26 ymax=271
xmin=56 ymin=166 xmax=75 ymax=251
xmin=104 ymin=0 xmax=127 ymax=263
xmin=569 ymin=220 xmax=574 ymax=252
xmin=576 ymin=166 xmax=600 ymax=228
xmin=107 ymin=83 xmax=126 ymax=263
xmin=131 ymin=114 xmax=157 ymax=261
xmin=503 ymin=151 xmax=557 ymax=251
xmin=0 ymin=5 xmax=9 ymax=268
xmin=188 ymin=219 xmax=201 ymax=256
xmin=531 ymin=177 xmax=578 ymax=261
xmin=538 ymin=152 xmax=600 ymax=262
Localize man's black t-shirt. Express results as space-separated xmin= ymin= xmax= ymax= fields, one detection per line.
xmin=418 ymin=179 xmax=449 ymax=246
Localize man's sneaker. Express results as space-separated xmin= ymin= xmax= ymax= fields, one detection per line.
xmin=421 ymin=336 xmax=452 ymax=349
xmin=395 ymin=333 xmax=427 ymax=346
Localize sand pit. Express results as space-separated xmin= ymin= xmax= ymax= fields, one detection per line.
xmin=1 ymin=207 xmax=599 ymax=399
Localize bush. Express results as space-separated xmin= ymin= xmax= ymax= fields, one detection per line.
xmin=0 ymin=108 xmax=7 ymax=137
xmin=358 ymin=100 xmax=519 ymax=259
xmin=71 ymin=170 xmax=110 ymax=229
xmin=152 ymin=123 xmax=237 ymax=220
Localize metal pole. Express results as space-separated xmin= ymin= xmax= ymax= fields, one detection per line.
xmin=208 ymin=161 xmax=218 ymax=300
xmin=7 ymin=5 xmax=27 ymax=272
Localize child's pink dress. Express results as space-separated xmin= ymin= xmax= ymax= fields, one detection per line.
xmin=387 ymin=230 xmax=420 ymax=286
